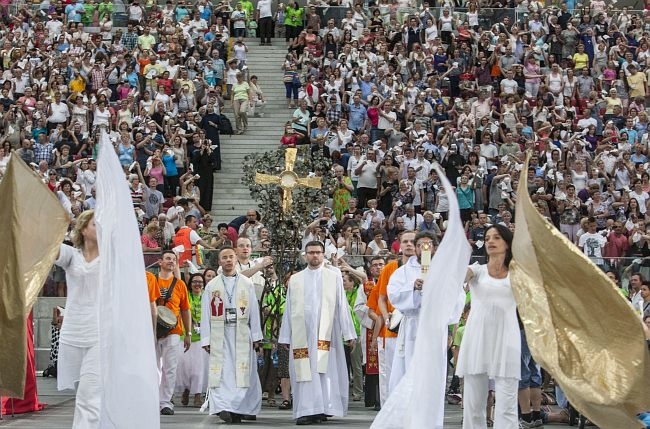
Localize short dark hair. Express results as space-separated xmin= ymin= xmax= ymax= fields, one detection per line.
xmin=217 ymin=223 xmax=228 ymax=230
xmin=370 ymin=255 xmax=385 ymax=265
xmin=161 ymin=249 xmax=177 ymax=260
xmin=631 ymin=272 xmax=644 ymax=282
xmin=185 ymin=215 xmax=196 ymax=224
xmin=415 ymin=231 xmax=438 ymax=246
xmin=218 ymin=245 xmax=235 ymax=254
xmin=305 ymin=240 xmax=325 ymax=252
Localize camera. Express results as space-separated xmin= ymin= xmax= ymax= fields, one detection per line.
xmin=319 ymin=219 xmax=328 ymax=227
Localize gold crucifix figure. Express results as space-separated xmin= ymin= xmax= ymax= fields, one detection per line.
xmin=254 ymin=148 xmax=322 ymax=212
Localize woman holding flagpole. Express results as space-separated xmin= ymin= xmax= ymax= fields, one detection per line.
xmin=456 ymin=224 xmax=520 ymax=429
xmin=55 ymin=210 xmax=102 ymax=428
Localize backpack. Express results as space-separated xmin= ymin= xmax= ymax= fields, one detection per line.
xmin=218 ymin=114 xmax=233 ymax=136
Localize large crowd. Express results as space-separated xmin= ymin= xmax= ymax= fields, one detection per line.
xmin=2 ymin=0 xmax=650 ymax=427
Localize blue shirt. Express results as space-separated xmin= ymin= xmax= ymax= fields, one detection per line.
xmin=347 ymin=103 xmax=367 ymax=131
xmin=620 ymin=127 xmax=639 ymax=145
xmin=162 ymin=154 xmax=178 ymax=176
xmin=127 ymin=71 xmax=139 ymax=88
xmin=176 ymin=6 xmax=190 ymax=22
xmin=631 ymin=153 xmax=647 ymax=164
xmin=359 ymin=80 xmax=373 ymax=102
xmin=65 ymin=4 xmax=84 ymax=22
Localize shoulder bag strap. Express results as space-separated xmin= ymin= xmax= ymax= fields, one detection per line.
xmin=157 ymin=274 xmax=179 ymax=306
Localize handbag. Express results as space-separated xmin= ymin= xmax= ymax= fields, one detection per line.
xmin=156 ymin=275 xmax=179 ymax=339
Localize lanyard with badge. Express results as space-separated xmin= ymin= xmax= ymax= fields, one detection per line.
xmin=222 ymin=274 xmax=238 ymax=325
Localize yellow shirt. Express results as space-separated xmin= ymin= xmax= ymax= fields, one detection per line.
xmin=137 ymin=34 xmax=156 ymax=51
xmin=628 ymin=72 xmax=647 ymax=98
xmin=573 ymin=52 xmax=589 ymax=70
xmin=69 ymin=77 xmax=86 ymax=94
xmin=604 ymin=96 xmax=622 ymax=114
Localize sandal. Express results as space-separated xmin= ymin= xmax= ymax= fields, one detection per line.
xmin=278 ymin=399 xmax=292 ymax=410
xmin=267 ymin=398 xmax=277 ymax=407
xmin=487 ymin=418 xmax=494 ymax=427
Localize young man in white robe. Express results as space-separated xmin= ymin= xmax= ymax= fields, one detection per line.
xmin=278 ymin=240 xmax=358 ymax=426
xmin=387 ymin=231 xmax=465 ymax=427
xmin=201 ymin=246 xmax=263 ymax=424
xmin=376 ymin=230 xmax=417 ymax=404
xmin=387 ymin=231 xmax=438 ymax=392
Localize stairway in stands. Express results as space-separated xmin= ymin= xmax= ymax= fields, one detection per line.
xmin=211 ymin=38 xmax=288 ymax=223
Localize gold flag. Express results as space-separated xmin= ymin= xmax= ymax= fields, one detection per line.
xmin=510 ymin=154 xmax=650 ymax=429
xmin=0 ymin=156 xmax=69 ymax=398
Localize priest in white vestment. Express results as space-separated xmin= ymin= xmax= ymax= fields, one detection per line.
xmin=201 ymin=246 xmax=263 ymax=424
xmin=278 ymin=241 xmax=357 ymax=426
xmin=387 ymin=231 xmax=437 ymax=392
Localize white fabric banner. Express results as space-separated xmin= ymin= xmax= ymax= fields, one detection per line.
xmin=371 ymin=163 xmax=472 ymax=429
xmin=96 ymin=130 xmax=160 ymax=428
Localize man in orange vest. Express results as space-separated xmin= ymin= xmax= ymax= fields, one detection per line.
xmin=173 ymin=215 xmax=213 ymax=267
xmin=368 ymin=231 xmax=416 ymax=407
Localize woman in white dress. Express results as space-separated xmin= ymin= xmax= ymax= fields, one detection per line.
xmin=176 ymin=273 xmax=209 ymax=407
xmin=457 ymin=224 xmax=520 ymax=429
xmin=55 ymin=210 xmax=101 ymax=428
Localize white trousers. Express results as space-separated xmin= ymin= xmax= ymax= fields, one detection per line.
xmin=157 ymin=334 xmax=181 ymax=410
xmin=377 ymin=336 xmax=396 ymax=406
xmin=462 ymin=374 xmax=518 ymax=429
xmin=69 ymin=344 xmax=100 ymax=429
xmin=251 ymin=99 xmax=266 ymax=116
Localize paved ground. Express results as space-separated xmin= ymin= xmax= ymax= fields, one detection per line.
xmin=0 ymin=378 xmax=575 ymax=428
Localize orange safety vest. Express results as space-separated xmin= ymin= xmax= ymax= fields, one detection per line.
xmin=173 ymin=227 xmax=193 ymax=266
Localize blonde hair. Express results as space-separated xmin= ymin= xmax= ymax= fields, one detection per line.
xmin=71 ymin=210 xmax=95 ymax=248
xmin=143 ymin=222 xmax=160 ymax=236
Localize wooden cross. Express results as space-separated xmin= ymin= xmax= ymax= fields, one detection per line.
xmin=254 ymin=148 xmax=322 ymax=213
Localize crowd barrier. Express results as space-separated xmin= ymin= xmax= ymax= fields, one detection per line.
xmin=315 ymin=6 xmax=517 ymax=29
xmin=145 ymin=248 xmax=648 ymax=289
xmin=6 ymin=2 xmax=646 ymax=34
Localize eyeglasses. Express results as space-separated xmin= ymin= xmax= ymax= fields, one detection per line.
xmin=417 ymin=241 xmax=435 ymax=248
xmin=191 ymin=280 xmax=204 ymax=285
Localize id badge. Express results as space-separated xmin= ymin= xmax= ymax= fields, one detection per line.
xmin=225 ymin=308 xmax=237 ymax=325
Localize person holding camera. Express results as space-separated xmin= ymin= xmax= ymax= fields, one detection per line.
xmin=190 ymin=138 xmax=216 ymax=211
xmin=239 ymin=209 xmax=265 ymax=249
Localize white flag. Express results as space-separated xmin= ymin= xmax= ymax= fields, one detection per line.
xmin=96 ymin=130 xmax=160 ymax=428
xmin=371 ymin=164 xmax=472 ymax=429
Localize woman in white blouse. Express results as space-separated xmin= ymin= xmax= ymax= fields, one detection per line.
xmin=55 ymin=210 xmax=101 ymax=428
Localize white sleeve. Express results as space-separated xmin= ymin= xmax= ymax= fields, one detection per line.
xmin=248 ymin=283 xmax=263 ymax=342
xmin=353 ymin=288 xmax=373 ymax=329
xmin=336 ymin=273 xmax=358 ymax=341
xmin=55 ymin=244 xmax=75 ymax=270
xmin=387 ymin=267 xmax=422 ymax=313
xmin=278 ymin=281 xmax=292 ymax=345
xmin=201 ymin=285 xmax=212 ymax=347
xmin=189 ymin=229 xmax=201 ymax=244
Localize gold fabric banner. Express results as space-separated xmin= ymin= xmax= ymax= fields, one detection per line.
xmin=510 ymin=155 xmax=650 ymax=429
xmin=0 ymin=156 xmax=68 ymax=398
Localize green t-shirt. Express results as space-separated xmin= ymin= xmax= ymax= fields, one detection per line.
xmin=181 ymin=292 xmax=202 ymax=343
xmin=97 ymin=2 xmax=113 ymax=21
xmin=346 ymin=286 xmax=361 ymax=337
xmin=82 ymin=4 xmax=96 ymax=25
xmin=453 ymin=325 xmax=465 ymax=347
xmin=239 ymin=0 xmax=254 ymax=20
xmin=284 ymin=6 xmax=304 ymax=27
xmin=262 ymin=287 xmax=286 ymax=349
